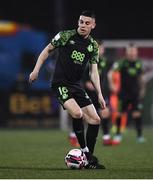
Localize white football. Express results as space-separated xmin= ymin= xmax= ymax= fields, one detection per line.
xmin=64 ymin=149 xmax=87 ymax=169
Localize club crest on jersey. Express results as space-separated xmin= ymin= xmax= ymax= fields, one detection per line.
xmin=85 ymin=93 xmax=89 ymax=99
xmin=87 ymin=44 xmax=93 ymax=52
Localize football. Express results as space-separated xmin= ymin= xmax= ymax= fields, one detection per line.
xmin=64 ymin=149 xmax=87 ymax=169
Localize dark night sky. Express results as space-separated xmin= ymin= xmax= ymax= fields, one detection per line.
xmin=1 ymin=0 xmax=153 ymax=39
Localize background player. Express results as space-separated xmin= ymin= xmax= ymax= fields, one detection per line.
xmin=109 ymin=43 xmax=146 ymax=144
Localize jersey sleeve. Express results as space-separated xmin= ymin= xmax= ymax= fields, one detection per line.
xmin=98 ymin=56 xmax=107 ymax=73
xmin=50 ymin=30 xmax=76 ymax=47
xmin=89 ymin=40 xmax=99 ymax=64
xmin=50 ymin=31 xmax=66 ymax=47
xmin=136 ymin=59 xmax=143 ymax=74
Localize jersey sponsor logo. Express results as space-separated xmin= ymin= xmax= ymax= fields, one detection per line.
xmin=71 ymin=50 xmax=85 ymax=65
xmin=85 ymin=93 xmax=89 ymax=99
xmin=128 ymin=67 xmax=137 ymax=76
xmin=87 ymin=44 xmax=93 ymax=52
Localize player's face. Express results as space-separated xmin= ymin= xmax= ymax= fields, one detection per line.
xmin=77 ymin=15 xmax=96 ymax=38
xmin=126 ymin=47 xmax=138 ymax=60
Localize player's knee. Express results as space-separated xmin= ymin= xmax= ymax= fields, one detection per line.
xmin=100 ymin=108 xmax=110 ymax=118
xmin=71 ymin=109 xmax=83 ymax=119
xmin=93 ymin=116 xmax=101 ymax=124
xmin=132 ymin=111 xmax=141 ymax=118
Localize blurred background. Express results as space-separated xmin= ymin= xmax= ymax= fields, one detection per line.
xmin=0 ymin=0 xmax=153 ymax=129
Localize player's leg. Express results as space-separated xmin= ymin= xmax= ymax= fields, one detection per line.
xmin=109 ymin=93 xmax=120 ymax=134
xmin=82 ymin=104 xmax=100 ymax=153
xmin=99 ymin=107 xmax=112 ymax=145
xmin=131 ymin=99 xmax=145 ymax=143
xmin=64 ymin=98 xmax=87 ymax=149
xmin=132 ymin=111 xmax=143 ymax=138
xmin=82 ymin=104 xmax=105 ymax=169
xmin=68 ymin=132 xmax=80 ymax=147
xmin=52 ymin=84 xmax=86 ymax=149
xmin=112 ymin=94 xmax=128 ymax=145
xmin=110 ymin=93 xmax=127 ymax=134
xmin=65 ymin=100 xmax=105 ymax=169
xmin=70 ymin=86 xmax=105 ymax=169
xmin=68 ymin=125 xmax=80 ymax=147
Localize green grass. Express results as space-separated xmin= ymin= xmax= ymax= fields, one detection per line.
xmin=0 ymin=128 xmax=153 ymax=179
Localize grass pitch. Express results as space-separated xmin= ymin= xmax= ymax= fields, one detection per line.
xmin=0 ymin=127 xmax=153 ymax=179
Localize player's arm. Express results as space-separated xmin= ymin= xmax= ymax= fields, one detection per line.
xmin=29 ymin=43 xmax=55 ymax=83
xmin=138 ymin=71 xmax=146 ymax=99
xmin=90 ymin=63 xmax=106 ymax=109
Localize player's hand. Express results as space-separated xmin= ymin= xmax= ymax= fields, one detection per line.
xmin=29 ymin=71 xmax=39 ymax=83
xmin=98 ymin=94 xmax=106 ymax=110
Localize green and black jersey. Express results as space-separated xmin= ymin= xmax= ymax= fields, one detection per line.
xmin=50 ymin=29 xmax=99 ymax=86
xmin=112 ymin=58 xmax=143 ymax=94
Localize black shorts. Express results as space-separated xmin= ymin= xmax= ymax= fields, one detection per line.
xmin=118 ymin=92 xmax=143 ymax=112
xmin=51 ymin=83 xmax=92 ymax=109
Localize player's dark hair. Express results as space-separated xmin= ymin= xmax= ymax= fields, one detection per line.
xmin=126 ymin=42 xmax=137 ymax=50
xmin=80 ymin=10 xmax=96 ymax=19
xmin=128 ymin=42 xmax=136 ymax=48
